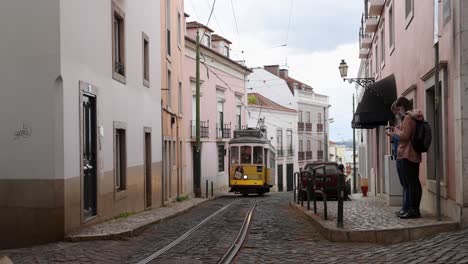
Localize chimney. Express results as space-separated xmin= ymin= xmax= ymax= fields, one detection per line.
xmin=279 ymin=69 xmax=288 ymax=78
xmin=264 ymin=65 xmax=280 ymax=76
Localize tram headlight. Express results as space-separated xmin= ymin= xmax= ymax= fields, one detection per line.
xmin=243 ymin=175 xmax=248 ymax=180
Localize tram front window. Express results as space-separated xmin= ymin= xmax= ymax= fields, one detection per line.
xmin=231 ymin=146 xmax=239 ymax=164
xmin=253 ymin=146 xmax=263 ymax=164
xmin=241 ymin=146 xmax=252 ymax=164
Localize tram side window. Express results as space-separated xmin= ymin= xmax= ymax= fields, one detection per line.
xmin=253 ymin=146 xmax=263 ymax=164
xmin=231 ymin=146 xmax=239 ymax=164
xmin=241 ymin=146 xmax=252 ymax=164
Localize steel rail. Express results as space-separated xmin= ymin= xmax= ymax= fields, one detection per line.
xmin=136 ymin=201 xmax=235 ymax=264
xmin=218 ymin=201 xmax=257 ymax=264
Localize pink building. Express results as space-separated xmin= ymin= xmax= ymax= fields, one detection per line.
xmin=356 ymin=0 xmax=468 ymax=226
xmin=183 ymin=21 xmax=251 ymax=195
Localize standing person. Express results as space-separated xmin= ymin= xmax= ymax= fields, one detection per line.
xmin=338 ymin=164 xmax=351 ymax=201
xmin=388 ymin=97 xmax=424 ymax=219
xmin=386 ymin=102 xmax=409 ymax=217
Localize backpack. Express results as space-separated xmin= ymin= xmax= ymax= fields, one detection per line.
xmin=411 ymin=119 xmax=432 ymax=153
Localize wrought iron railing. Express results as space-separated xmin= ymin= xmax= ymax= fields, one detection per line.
xmin=305 ymin=123 xmax=312 ymax=132
xmin=298 ymin=122 xmax=305 ymax=131
xmin=277 ymin=149 xmax=284 ymax=158
xmin=217 ymin=123 xmax=232 ymax=139
xmin=191 ymin=120 xmax=209 ymax=138
xmin=317 ymin=150 xmax=324 ymax=161
xmin=287 ymin=147 xmax=294 ymax=157
xmin=298 ymin=151 xmax=305 ymax=161
xmin=306 ymin=151 xmax=313 ymax=160
xmin=316 ymin=123 xmax=324 ymax=132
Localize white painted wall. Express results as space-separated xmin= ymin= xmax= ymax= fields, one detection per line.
xmin=60 ymin=0 xmax=162 ymax=179
xmin=0 ymin=0 xmax=61 ymax=180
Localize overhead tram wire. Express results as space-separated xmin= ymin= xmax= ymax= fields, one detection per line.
xmin=205 ymin=0 xmax=225 ymax=36
xmin=230 ymin=0 xmax=240 ymax=36
xmin=285 ymin=0 xmax=294 ymax=46
xmin=189 ymin=0 xmax=201 ymax=21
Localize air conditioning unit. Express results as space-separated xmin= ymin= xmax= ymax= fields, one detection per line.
xmin=384 ymin=155 xmax=403 ymax=206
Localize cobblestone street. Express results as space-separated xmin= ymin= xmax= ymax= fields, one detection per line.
xmin=1 ymin=193 xmax=468 ymax=263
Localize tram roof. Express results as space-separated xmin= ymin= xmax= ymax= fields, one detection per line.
xmin=228 ymin=136 xmax=269 ymax=145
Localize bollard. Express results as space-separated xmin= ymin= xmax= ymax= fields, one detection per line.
xmin=337 ymin=173 xmax=344 ymax=228
xmin=206 ymin=180 xmax=208 ymax=198
xmin=211 ymin=181 xmax=214 ymax=197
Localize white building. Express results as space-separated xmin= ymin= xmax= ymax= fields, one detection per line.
xmin=0 ymin=0 xmax=162 ymax=249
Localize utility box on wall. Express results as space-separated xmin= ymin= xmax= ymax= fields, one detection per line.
xmin=384 ymin=155 xmax=403 ymax=206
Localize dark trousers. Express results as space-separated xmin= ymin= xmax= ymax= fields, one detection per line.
xmin=400 ymin=159 xmax=421 ymax=211
xmin=396 ymin=160 xmax=409 ymax=211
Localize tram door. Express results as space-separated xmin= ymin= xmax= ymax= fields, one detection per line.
xmin=286 ymin=164 xmax=294 ymax=191
xmin=277 ymin=165 xmax=283 ymax=192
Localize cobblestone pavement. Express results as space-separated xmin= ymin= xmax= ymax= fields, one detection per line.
xmin=1 ymin=193 xmax=468 ymax=264
xmin=301 ymin=194 xmax=455 ymax=231
xmin=235 ymin=192 xmax=468 ymax=264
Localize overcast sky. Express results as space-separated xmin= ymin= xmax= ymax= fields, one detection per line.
xmin=185 ymin=0 xmax=364 ymax=141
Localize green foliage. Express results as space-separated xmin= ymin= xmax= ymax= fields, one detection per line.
xmin=111 ymin=212 xmax=134 ymax=220
xmin=176 ymin=195 xmax=190 ymax=202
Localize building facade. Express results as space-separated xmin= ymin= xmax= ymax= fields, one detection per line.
xmin=183 ymin=21 xmax=250 ymax=195
xmin=0 ymin=0 xmax=163 ymax=249
xmin=160 ymin=0 xmax=186 ymax=202
xmin=356 ymin=0 xmax=468 ymax=225
xmin=246 ymin=68 xmax=299 ymax=192
xmin=246 ymin=93 xmax=299 ymax=192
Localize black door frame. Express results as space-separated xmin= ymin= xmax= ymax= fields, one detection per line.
xmin=277 ymin=164 xmax=284 ymax=192
xmin=286 ymin=164 xmax=294 ymax=192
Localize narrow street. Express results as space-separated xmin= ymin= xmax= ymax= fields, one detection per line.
xmin=2 ymin=193 xmax=468 ymax=264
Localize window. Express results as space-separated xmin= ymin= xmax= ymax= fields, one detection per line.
xmin=231 ymin=146 xmax=239 ymax=164
xmin=405 ymin=0 xmax=414 ymax=28
xmin=298 ymin=111 xmax=303 ymax=122
xmin=286 ymin=130 xmax=293 ymax=155
xmin=115 ymin=128 xmax=126 ymax=190
xmin=167 ymin=70 xmax=172 ymax=108
xmin=203 ymin=33 xmax=211 ymax=47
xmin=166 ymin=0 xmax=171 ymax=55
xmin=307 ymin=140 xmax=311 ymax=151
xmin=318 ymin=140 xmax=323 ymax=151
xmin=299 ymin=140 xmax=303 ymax=152
xmin=236 ymin=96 xmax=242 ymax=129
xmin=191 ymin=81 xmax=196 ymax=121
xmin=318 ymin=113 xmax=322 ymax=124
xmin=177 ymin=12 xmax=181 ymax=46
xmin=389 ymin=5 xmax=395 ymax=50
xmin=218 ymin=145 xmax=225 ymax=172
xmin=178 ymin=82 xmax=182 ymax=114
xmin=380 ymin=22 xmax=385 ymax=67
xmin=143 ymin=33 xmax=150 ymax=87
xmin=241 ymin=146 xmax=252 ymax=164
xmin=224 ymin=45 xmax=230 ymax=58
xmin=375 ymin=42 xmax=379 ymax=75
xmin=306 ymin=111 xmax=311 ymax=123
xmin=217 ymin=90 xmax=225 ymax=127
xmin=112 ymin=2 xmax=126 ymax=82
xmin=277 ymin=130 xmax=283 ymax=149
xmin=253 ymin=146 xmax=263 ymax=164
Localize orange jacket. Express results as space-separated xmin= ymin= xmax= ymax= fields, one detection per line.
xmin=394 ymin=109 xmax=424 ymax=163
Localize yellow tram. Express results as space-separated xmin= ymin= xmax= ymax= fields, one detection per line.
xmin=228 ymin=128 xmax=276 ymax=196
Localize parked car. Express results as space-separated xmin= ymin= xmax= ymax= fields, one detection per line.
xmin=300 ymin=162 xmax=340 ymax=199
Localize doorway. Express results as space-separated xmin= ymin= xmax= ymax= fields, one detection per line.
xmin=286 ymin=164 xmax=294 ymax=191
xmin=144 ymin=131 xmax=152 ymax=208
xmin=82 ymin=93 xmax=97 ymax=219
xmin=277 ymin=164 xmax=284 ymax=192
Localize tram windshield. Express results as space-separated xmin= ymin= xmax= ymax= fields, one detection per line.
xmin=253 ymin=146 xmax=263 ymax=164
xmin=230 ymin=146 xmax=239 ymax=164
xmin=241 ymin=146 xmax=252 ymax=164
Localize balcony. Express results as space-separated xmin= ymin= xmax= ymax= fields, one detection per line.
xmin=287 ymin=147 xmax=294 ymax=157
xmin=316 ymin=123 xmax=324 ymax=132
xmin=359 ymin=48 xmax=370 ymax=59
xmin=368 ymin=0 xmax=385 ymax=16
xmin=365 ymin=16 xmax=379 ymax=33
xmin=306 ymin=151 xmax=313 ymax=160
xmin=317 ymin=150 xmax=324 ymax=161
xmin=298 ymin=122 xmax=304 ymax=132
xmin=216 ymin=123 xmax=232 ymax=139
xmin=277 ymin=149 xmax=284 ymax=158
xmin=360 ymin=31 xmax=373 ymax=49
xmin=191 ymin=120 xmax=209 ymax=138
xmin=298 ymin=151 xmax=305 ymax=161
xmin=305 ymin=123 xmax=312 ymax=132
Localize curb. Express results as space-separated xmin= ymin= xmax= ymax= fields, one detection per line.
xmin=65 ymin=198 xmax=214 ymax=242
xmin=290 ymin=201 xmax=460 ymax=244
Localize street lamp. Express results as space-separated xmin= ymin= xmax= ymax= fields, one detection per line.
xmin=338 ymin=59 xmax=375 ymax=88
xmin=338 ymin=59 xmax=375 ymax=194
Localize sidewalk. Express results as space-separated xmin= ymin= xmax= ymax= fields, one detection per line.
xmin=66 ymin=197 xmax=208 ymax=242
xmin=291 ymin=194 xmax=460 ymax=244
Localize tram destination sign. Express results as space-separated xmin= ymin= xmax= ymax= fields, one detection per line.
xmin=234 ymin=129 xmax=262 ymax=139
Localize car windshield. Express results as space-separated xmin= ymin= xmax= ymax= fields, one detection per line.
xmin=306 ymin=164 xmax=338 ymax=175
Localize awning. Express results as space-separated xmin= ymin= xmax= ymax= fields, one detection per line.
xmin=352 ymin=74 xmax=397 ymax=129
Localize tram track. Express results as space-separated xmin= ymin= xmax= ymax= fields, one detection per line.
xmin=135 ymin=198 xmax=257 ymax=264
